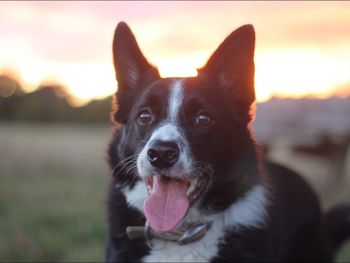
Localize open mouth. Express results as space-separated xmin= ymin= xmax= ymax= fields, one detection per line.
xmin=144 ymin=175 xmax=208 ymax=233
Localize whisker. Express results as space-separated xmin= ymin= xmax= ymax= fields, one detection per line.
xmin=112 ymin=159 xmax=134 ymax=177
xmin=111 ymin=154 xmax=137 ymax=174
xmin=111 ymin=154 xmax=139 ymax=178
xmin=129 ymin=170 xmax=139 ymax=185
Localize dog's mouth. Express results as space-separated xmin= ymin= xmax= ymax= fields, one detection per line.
xmin=144 ymin=175 xmax=207 ymax=233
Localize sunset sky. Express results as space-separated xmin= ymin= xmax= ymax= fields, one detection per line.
xmin=0 ymin=1 xmax=349 ymax=105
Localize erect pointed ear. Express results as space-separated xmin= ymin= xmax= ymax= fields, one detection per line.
xmin=198 ymin=25 xmax=256 ymax=120
xmin=112 ymin=22 xmax=160 ymax=123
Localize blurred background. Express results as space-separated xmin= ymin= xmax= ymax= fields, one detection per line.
xmin=0 ymin=1 xmax=349 ymax=261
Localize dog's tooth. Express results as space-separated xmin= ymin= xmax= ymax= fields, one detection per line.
xmin=187 ymin=178 xmax=198 ymax=196
xmin=147 ymin=184 xmax=152 ymax=194
xmin=146 ymin=176 xmax=155 ymax=194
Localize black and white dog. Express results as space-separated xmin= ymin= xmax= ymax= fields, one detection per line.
xmin=106 ymin=22 xmax=350 ymax=262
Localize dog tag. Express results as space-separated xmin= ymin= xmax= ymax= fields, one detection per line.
xmin=126 ymin=226 xmax=146 ymax=240
xmin=178 ymin=222 xmax=212 ymax=245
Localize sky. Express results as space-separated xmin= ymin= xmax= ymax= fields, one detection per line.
xmin=0 ymin=1 xmax=350 ymax=105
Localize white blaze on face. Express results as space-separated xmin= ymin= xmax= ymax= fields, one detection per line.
xmin=137 ymin=79 xmax=192 ymax=179
xmin=168 ymin=80 xmax=184 ymax=124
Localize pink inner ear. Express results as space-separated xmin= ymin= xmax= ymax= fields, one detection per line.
xmin=219 ymin=73 xmax=239 ymax=87
xmin=125 ymin=63 xmax=140 ymax=87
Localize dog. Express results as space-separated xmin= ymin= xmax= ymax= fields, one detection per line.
xmin=106 ymin=22 xmax=350 ymax=262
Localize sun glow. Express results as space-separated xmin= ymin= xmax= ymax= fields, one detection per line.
xmin=4 ymin=48 xmax=350 ymax=106
xmin=5 ymin=60 xmax=117 ymax=106
xmin=1 ymin=2 xmax=350 ymax=105
xmin=255 ymin=49 xmax=350 ymax=102
xmin=154 ymin=48 xmax=350 ymax=103
xmin=155 ymin=54 xmax=206 ymax=78
xmin=55 ymin=63 xmax=116 ymax=106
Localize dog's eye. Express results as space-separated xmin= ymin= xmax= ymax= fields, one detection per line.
xmin=196 ymin=111 xmax=213 ymax=127
xmin=138 ymin=109 xmax=153 ymax=125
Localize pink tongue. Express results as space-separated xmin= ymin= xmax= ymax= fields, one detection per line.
xmin=144 ymin=177 xmax=189 ymax=232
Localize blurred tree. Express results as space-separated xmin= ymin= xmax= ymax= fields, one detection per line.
xmin=0 ymin=74 xmax=23 ymax=120
xmin=0 ymin=75 xmax=21 ymax=97
xmin=0 ymin=74 xmax=113 ymax=124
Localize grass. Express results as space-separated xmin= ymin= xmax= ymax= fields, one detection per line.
xmin=0 ymin=122 xmax=349 ymax=261
xmin=0 ymin=123 xmax=111 ymax=261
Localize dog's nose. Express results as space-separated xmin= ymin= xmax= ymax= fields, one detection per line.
xmin=147 ymin=141 xmax=180 ymax=169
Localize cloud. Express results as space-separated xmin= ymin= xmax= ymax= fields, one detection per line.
xmin=2 ymin=1 xmax=350 ymax=60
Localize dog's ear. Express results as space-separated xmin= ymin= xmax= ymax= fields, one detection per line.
xmin=198 ymin=25 xmax=255 ymax=121
xmin=112 ymin=22 xmax=160 ymax=123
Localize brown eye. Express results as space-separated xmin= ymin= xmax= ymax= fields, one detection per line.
xmin=196 ymin=111 xmax=213 ymax=126
xmin=138 ymin=109 xmax=153 ymax=124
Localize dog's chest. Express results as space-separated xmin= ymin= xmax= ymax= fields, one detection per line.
xmin=122 ymin=182 xmax=269 ymax=262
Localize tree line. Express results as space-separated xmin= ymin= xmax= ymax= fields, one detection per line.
xmin=0 ymin=74 xmax=113 ymax=123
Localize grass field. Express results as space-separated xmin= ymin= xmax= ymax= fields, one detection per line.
xmin=0 ymin=123 xmax=349 ymax=261
xmin=0 ymin=123 xmax=111 ymax=261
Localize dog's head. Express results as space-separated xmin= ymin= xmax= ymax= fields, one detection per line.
xmin=111 ymin=22 xmax=259 ymax=232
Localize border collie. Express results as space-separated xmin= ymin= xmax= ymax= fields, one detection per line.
xmin=106 ymin=22 xmax=350 ymax=262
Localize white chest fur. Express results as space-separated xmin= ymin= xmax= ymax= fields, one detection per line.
xmin=122 ymin=182 xmax=269 ymax=262
xmin=142 ymin=220 xmax=223 ymax=262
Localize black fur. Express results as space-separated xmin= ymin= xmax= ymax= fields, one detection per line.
xmin=106 ymin=22 xmax=350 ymax=262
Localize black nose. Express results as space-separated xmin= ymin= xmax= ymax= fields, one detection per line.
xmin=147 ymin=141 xmax=180 ymax=169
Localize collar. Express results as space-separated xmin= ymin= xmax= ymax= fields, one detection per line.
xmin=126 ymin=221 xmax=212 ymax=246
